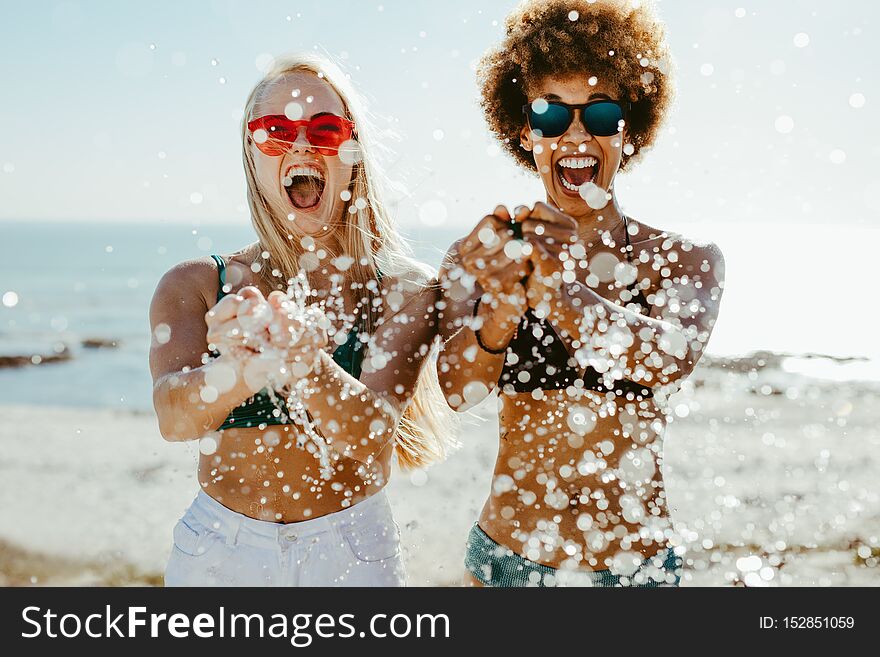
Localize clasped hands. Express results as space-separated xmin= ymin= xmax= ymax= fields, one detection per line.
xmin=459 ymin=202 xmax=578 ymax=349
xmin=205 ymin=287 xmax=330 ymax=393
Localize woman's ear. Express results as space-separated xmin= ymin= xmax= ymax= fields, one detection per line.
xmin=519 ymin=124 xmax=533 ymax=152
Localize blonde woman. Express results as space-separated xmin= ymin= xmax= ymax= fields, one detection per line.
xmin=149 ymin=54 xmax=453 ymax=587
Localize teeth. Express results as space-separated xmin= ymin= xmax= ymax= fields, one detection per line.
xmin=558 ymin=157 xmax=597 ymax=169
xmin=285 ymin=166 xmax=324 ymax=180
xmin=560 ymin=177 xmax=580 ymax=191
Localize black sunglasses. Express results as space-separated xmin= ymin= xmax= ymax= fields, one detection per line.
xmin=522 ymin=99 xmax=628 ymax=138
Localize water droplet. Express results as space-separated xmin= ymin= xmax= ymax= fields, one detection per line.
xmin=462 ymin=380 xmax=489 ymax=406
xmin=503 ymin=240 xmax=524 ymax=260
xmin=432 ymin=128 xmax=444 ymax=141
xmin=531 ymin=98 xmax=549 ymax=115
xmin=338 ymin=139 xmax=363 ymax=165
xmin=613 ymin=261 xmax=638 ymax=285
xmin=793 ymin=32 xmax=810 ymax=48
xmin=829 ymin=149 xmax=846 ymax=164
xmin=734 ymin=7 xmax=746 ymax=18
xmin=659 ymin=329 xmax=687 ymax=358
xmin=589 ymin=252 xmax=620 ymax=283
xmin=199 ymin=435 xmax=218 ymax=455
xmin=255 ymin=52 xmax=275 ymax=73
xmin=199 ymin=385 xmax=219 ymax=403
xmin=700 ymin=63 xmax=714 ymax=76
xmin=568 ymin=10 xmax=579 ymax=21
xmin=492 ymin=474 xmax=515 ymax=494
xmin=849 ymin=92 xmax=866 ymax=109
xmin=736 ymin=555 xmax=763 ymax=572
xmin=190 ymin=192 xmax=203 ymax=204
xmin=566 ymin=406 xmax=596 ymax=435
xmin=2 ymin=291 xmax=19 ymax=307
xmin=284 ymin=102 xmax=303 ymax=120
xmin=774 ymin=115 xmax=794 ymax=134
xmin=154 ymin=323 xmax=171 ymax=344
xmin=478 ymin=227 xmax=499 ymax=246
xmin=579 ymin=181 xmax=610 ymax=209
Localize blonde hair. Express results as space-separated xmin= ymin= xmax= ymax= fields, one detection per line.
xmin=240 ymin=52 xmax=458 ymax=469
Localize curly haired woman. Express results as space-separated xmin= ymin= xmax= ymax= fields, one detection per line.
xmin=437 ymin=0 xmax=725 ymax=587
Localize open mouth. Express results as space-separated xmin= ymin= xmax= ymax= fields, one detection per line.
xmin=556 ymin=156 xmax=599 ymax=195
xmin=282 ymin=165 xmax=326 ymax=210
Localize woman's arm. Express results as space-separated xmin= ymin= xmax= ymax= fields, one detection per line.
xmin=149 ymin=261 xmax=265 ymax=442
xmin=435 ymin=207 xmax=533 ymax=411
xmin=523 ymin=204 xmax=726 ymax=389
xmin=436 ymin=240 xmax=525 ymax=410
xmin=288 ymin=274 xmax=441 ymax=464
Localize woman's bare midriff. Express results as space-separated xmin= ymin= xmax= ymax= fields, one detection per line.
xmin=193 ymin=250 xmax=393 ymax=523
xmin=198 ymin=424 xmax=392 ymax=523
xmin=477 ymin=390 xmax=671 ymax=571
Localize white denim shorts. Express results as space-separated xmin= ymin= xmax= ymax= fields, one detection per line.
xmin=164 ymin=489 xmax=405 ymax=587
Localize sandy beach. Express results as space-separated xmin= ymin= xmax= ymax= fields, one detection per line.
xmin=1 ymin=353 xmax=878 ymax=587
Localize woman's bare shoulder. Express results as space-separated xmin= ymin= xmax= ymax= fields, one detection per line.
xmin=627 ymin=217 xmax=723 ymax=261
xmin=153 ymin=256 xmax=222 ymax=304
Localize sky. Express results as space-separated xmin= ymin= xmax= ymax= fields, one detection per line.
xmin=0 ymin=0 xmax=877 ymax=232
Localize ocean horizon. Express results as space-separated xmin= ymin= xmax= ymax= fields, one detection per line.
xmin=2 ymin=219 xmax=878 ymax=414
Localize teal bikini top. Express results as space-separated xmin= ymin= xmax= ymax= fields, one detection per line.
xmin=209 ymin=254 xmax=368 ymax=430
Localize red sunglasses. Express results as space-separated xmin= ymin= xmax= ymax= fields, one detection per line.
xmin=247 ymin=113 xmax=355 ymax=156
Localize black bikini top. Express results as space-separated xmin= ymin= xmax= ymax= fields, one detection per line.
xmin=498 ymin=217 xmax=654 ymax=398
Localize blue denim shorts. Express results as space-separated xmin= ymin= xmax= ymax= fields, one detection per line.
xmin=465 ymin=523 xmax=682 ymax=587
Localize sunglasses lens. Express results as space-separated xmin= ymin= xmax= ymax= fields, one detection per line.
xmin=266 ymin=124 xmax=296 ymax=141
xmin=583 ymin=102 xmax=624 ymax=137
xmin=528 ymin=102 xmax=571 ymax=138
xmin=307 ymin=115 xmax=352 ymax=153
xmin=249 ymin=118 xmax=293 ymax=156
xmin=255 ymin=141 xmax=287 ymax=156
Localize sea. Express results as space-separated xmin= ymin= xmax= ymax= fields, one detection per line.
xmin=1 ymin=219 xmax=878 ymax=414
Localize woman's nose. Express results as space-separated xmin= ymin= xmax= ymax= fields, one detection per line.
xmin=568 ymin=110 xmax=593 ymax=141
xmin=289 ymin=126 xmax=314 ymax=153
xmin=560 ymin=111 xmax=592 ymax=153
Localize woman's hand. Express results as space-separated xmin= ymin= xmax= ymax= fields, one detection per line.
xmin=521 ymin=202 xmax=579 ymax=314
xmin=204 ymin=287 xmax=269 ymax=361
xmin=459 ymin=205 xmax=533 ymax=349
xmin=265 ymin=291 xmax=330 ymax=380
xmin=460 ymin=205 xmax=532 ymax=296
xmin=206 ymin=286 xmax=288 ymax=393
